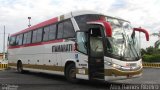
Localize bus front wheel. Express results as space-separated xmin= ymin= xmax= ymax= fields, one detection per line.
xmin=65 ymin=63 xmax=78 ymax=83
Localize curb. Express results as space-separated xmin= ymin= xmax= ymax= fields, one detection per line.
xmin=143 ymin=63 xmax=160 ymax=68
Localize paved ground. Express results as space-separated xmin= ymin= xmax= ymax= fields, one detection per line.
xmin=0 ymin=68 xmax=160 ymax=90
xmin=113 ymin=68 xmax=160 ymax=84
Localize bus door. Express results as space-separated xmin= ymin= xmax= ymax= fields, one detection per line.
xmin=76 ymin=31 xmax=89 ymax=80
xmin=88 ymin=26 xmax=105 ymax=80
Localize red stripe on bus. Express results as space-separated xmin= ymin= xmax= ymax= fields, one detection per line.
xmin=11 ymin=17 xmax=58 ymax=36
xmin=8 ymin=39 xmax=63 ymax=49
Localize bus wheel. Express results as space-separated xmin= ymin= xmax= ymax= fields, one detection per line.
xmin=65 ymin=63 xmax=78 ymax=83
xmin=17 ymin=61 xmax=24 ymax=73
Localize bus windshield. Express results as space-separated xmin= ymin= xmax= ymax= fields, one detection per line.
xmin=75 ymin=14 xmax=140 ymax=61
xmin=106 ymin=17 xmax=140 ymax=61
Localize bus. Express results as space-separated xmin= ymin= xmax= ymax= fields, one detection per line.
xmin=8 ymin=11 xmax=149 ymax=82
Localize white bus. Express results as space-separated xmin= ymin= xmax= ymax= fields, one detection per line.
xmin=8 ymin=11 xmax=149 ymax=82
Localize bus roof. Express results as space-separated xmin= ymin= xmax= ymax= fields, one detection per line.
xmin=10 ymin=10 xmax=101 ymax=37
xmin=11 ymin=17 xmax=58 ymax=36
xmin=10 ymin=10 xmax=128 ymax=37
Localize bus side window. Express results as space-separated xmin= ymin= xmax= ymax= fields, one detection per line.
xmin=26 ymin=31 xmax=32 ymax=44
xmin=23 ymin=31 xmax=32 ymax=44
xmin=57 ymin=19 xmax=75 ymax=39
xmin=57 ymin=22 xmax=63 ymax=39
xmin=36 ymin=28 xmax=43 ymax=42
xmin=16 ymin=34 xmax=23 ymax=46
xmin=23 ymin=33 xmax=27 ymax=44
xmin=43 ymin=26 xmax=50 ymax=41
xmin=76 ymin=32 xmax=87 ymax=54
xmin=19 ymin=34 xmax=23 ymax=45
xmin=63 ymin=20 xmax=75 ymax=38
xmin=49 ymin=24 xmax=56 ymax=40
xmin=75 ymin=15 xmax=100 ymax=31
xmin=32 ymin=30 xmax=37 ymax=43
xmin=32 ymin=28 xmax=43 ymax=43
xmin=9 ymin=36 xmax=16 ymax=46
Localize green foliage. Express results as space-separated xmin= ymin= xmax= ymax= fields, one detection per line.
xmin=141 ymin=46 xmax=160 ymax=62
xmin=141 ymin=48 xmax=146 ymax=56
xmin=142 ymin=54 xmax=160 ymax=62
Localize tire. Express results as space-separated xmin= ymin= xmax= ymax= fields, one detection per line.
xmin=17 ymin=61 xmax=24 ymax=73
xmin=65 ymin=63 xmax=78 ymax=83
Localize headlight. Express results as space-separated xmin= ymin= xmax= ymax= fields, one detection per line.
xmin=112 ymin=63 xmax=121 ymax=69
xmin=105 ymin=61 xmax=121 ymax=69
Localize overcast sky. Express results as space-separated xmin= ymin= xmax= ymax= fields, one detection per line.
xmin=0 ymin=0 xmax=160 ymax=52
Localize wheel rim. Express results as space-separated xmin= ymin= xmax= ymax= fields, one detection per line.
xmin=69 ymin=68 xmax=76 ymax=79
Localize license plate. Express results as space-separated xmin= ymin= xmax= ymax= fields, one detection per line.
xmin=129 ymin=63 xmax=137 ymax=67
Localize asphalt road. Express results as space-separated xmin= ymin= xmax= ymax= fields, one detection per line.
xmin=0 ymin=68 xmax=160 ymax=90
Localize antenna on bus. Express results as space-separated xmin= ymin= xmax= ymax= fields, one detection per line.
xmin=28 ymin=17 xmax=31 ymax=27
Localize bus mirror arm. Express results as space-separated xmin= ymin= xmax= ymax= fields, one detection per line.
xmin=103 ymin=21 xmax=112 ymax=37
xmin=133 ymin=28 xmax=149 ymax=41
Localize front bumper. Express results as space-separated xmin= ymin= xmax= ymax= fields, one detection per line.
xmin=104 ymin=68 xmax=143 ymax=81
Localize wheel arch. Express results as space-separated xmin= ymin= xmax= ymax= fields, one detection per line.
xmin=64 ymin=60 xmax=76 ymax=75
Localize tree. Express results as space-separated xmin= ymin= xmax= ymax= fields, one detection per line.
xmin=141 ymin=46 xmax=160 ymax=55
xmin=141 ymin=48 xmax=146 ymax=56
xmin=145 ymin=46 xmax=155 ymax=55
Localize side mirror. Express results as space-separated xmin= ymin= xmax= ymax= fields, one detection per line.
xmin=133 ymin=28 xmax=149 ymax=41
xmin=87 ymin=20 xmax=112 ymax=37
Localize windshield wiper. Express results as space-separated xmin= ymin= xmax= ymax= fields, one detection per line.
xmin=122 ymin=33 xmax=138 ymax=60
xmin=130 ymin=41 xmax=140 ymax=59
xmin=127 ymin=36 xmax=140 ymax=60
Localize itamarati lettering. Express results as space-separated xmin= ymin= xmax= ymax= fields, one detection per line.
xmin=52 ymin=44 xmax=73 ymax=52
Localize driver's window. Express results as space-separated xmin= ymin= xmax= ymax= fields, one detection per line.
xmin=89 ymin=28 xmax=103 ymax=57
xmin=76 ymin=32 xmax=87 ymax=54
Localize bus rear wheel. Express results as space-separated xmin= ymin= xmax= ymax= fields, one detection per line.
xmin=17 ymin=61 xmax=24 ymax=73
xmin=65 ymin=63 xmax=78 ymax=83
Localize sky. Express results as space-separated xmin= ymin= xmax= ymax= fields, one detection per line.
xmin=0 ymin=0 xmax=160 ymax=52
